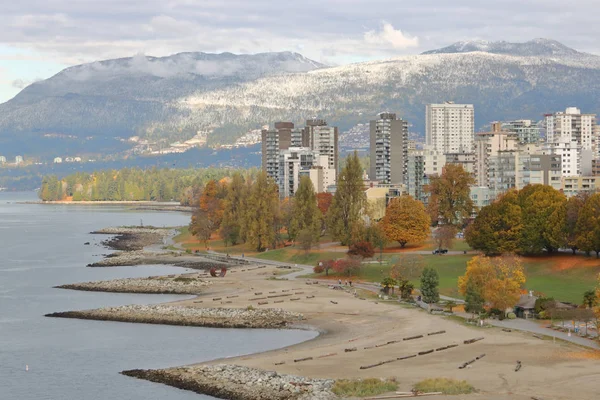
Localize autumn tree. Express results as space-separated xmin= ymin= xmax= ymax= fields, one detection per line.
xmin=465 ymin=190 xmax=522 ymax=255
xmin=381 ymin=195 xmax=430 ymax=248
xmin=220 ymin=173 xmax=247 ymax=246
xmin=458 ymin=255 xmax=526 ymax=313
xmin=245 ymin=172 xmax=279 ymax=251
xmin=517 ymin=185 xmax=566 ymax=254
xmin=332 ymin=257 xmax=362 ymax=277
xmin=316 ymin=192 xmax=333 ymax=234
xmin=420 ymin=268 xmax=440 ymax=304
xmin=348 ymin=241 xmax=375 ymax=258
xmin=390 ymin=254 xmax=425 ymax=282
xmin=279 ymin=197 xmax=294 ymax=238
xmin=190 ymin=179 xmax=226 ymax=243
xmin=432 ymin=225 xmax=456 ymax=252
xmin=582 ymin=290 xmax=598 ymax=309
xmin=298 ymin=229 xmax=316 ymax=254
xmin=289 ymin=176 xmax=322 ymax=245
xmin=564 ymin=194 xmax=587 ymax=255
xmin=425 ymin=164 xmax=475 ymax=227
xmin=327 ymin=151 xmax=368 ymax=245
xmin=576 ymin=193 xmax=600 ymax=258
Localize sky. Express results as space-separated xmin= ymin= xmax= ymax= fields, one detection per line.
xmin=2 ymin=0 xmax=600 ymax=103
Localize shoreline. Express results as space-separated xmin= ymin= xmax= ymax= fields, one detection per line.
xmin=49 ymin=224 xmax=600 ymax=400
xmin=19 ymin=200 xmax=193 ymax=213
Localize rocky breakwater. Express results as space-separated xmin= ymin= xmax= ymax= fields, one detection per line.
xmin=46 ymin=305 xmax=304 ymax=329
xmin=122 ymin=364 xmax=336 ymax=400
xmin=92 ymin=226 xmax=173 ymax=251
xmin=55 ymin=275 xmax=212 ymax=294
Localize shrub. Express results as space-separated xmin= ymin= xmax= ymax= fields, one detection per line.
xmin=348 ymin=241 xmax=375 ymax=259
xmin=507 ymin=312 xmax=516 ymax=319
xmin=332 ymin=378 xmax=397 ymax=397
xmin=413 ymin=378 xmax=474 ymax=395
xmin=313 ymin=264 xmax=325 ymax=274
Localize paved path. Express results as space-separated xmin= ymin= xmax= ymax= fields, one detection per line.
xmin=205 ymin=249 xmax=600 ymax=350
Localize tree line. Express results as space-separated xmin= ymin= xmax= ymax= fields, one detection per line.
xmin=38 ymin=167 xmax=256 ymax=203
xmin=465 ymin=185 xmax=600 ymax=257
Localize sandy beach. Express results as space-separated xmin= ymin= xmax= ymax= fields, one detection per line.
xmin=49 ymin=226 xmax=600 ymax=400
xmin=54 ymin=262 xmax=600 ymax=400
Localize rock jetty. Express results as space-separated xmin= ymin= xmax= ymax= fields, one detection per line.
xmin=122 ymin=364 xmax=336 ymax=400
xmin=92 ymin=227 xmax=173 ymax=251
xmin=56 ymin=276 xmax=212 ymax=294
xmin=46 ymin=305 xmax=304 ymax=329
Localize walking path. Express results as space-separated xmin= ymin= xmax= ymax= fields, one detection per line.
xmin=201 ymin=249 xmax=600 ymax=350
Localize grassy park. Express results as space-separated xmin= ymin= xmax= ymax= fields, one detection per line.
xmin=176 ymin=226 xmax=600 ymax=304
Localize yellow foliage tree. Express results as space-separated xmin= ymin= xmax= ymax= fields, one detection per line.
xmin=595 ymin=274 xmax=600 ymax=322
xmin=458 ymin=255 xmax=526 ymax=312
xmin=381 ymin=195 xmax=431 ymax=248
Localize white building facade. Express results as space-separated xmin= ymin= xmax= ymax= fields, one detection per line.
xmin=426 ymin=103 xmax=474 ymax=154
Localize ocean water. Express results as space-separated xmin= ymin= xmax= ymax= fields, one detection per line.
xmin=0 ymin=192 xmax=317 ymax=400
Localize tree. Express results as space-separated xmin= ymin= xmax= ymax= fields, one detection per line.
xmin=364 ymin=223 xmax=388 ymax=262
xmin=289 ymin=176 xmax=322 ymax=244
xmin=432 ymin=225 xmax=456 ymax=252
xmin=381 ymin=277 xmax=397 ymax=295
xmin=583 ymin=289 xmax=598 ymax=309
xmin=425 ymin=164 xmax=475 ymax=227
xmin=245 ymin=172 xmax=279 ymax=251
xmin=445 ymin=300 xmax=457 ymax=312
xmin=316 ymin=192 xmax=333 ymax=234
xmin=327 ymin=151 xmax=368 ymax=245
xmin=465 ymin=190 xmax=522 ymax=255
xmin=576 ymin=193 xmax=600 ymax=258
xmin=390 ymin=254 xmax=425 ymax=282
xmin=517 ymin=185 xmax=566 ymax=254
xmin=380 ymin=195 xmax=430 ymax=248
xmin=321 ymin=259 xmax=335 ymax=276
xmin=189 ymin=209 xmax=213 ymax=246
xmin=298 ymin=229 xmax=316 ymax=254
xmin=332 ymin=257 xmax=362 ymax=277
xmin=398 ymin=280 xmax=415 ymax=299
xmin=420 ymin=268 xmax=440 ymax=304
xmin=565 ymin=194 xmax=587 ymax=254
xmin=348 ymin=241 xmax=375 ymax=259
xmin=464 ymin=279 xmax=485 ymax=315
xmin=458 ymin=255 xmax=526 ymax=313
xmin=192 ymin=179 xmax=225 ymax=240
xmin=279 ymin=197 xmax=294 ymax=238
xmin=220 ymin=173 xmax=247 ymax=246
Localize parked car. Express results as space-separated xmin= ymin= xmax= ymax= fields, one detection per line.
xmin=432 ymin=249 xmax=448 ymax=255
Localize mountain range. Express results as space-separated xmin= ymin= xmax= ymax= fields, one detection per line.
xmin=2 ymin=38 xmax=600 ymax=158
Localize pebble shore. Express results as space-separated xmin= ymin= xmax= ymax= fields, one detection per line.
xmin=122 ymin=364 xmax=337 ymax=400
xmin=56 ymin=276 xmax=213 ymax=294
xmin=46 ymin=305 xmax=304 ymax=329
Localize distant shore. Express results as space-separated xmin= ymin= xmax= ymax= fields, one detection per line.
xmin=18 ymin=200 xmax=193 ymax=212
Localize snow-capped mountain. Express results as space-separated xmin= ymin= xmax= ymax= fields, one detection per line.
xmin=2 ymin=39 xmax=600 ymax=157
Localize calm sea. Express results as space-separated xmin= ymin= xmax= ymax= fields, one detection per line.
xmin=0 ymin=192 xmax=317 ymax=400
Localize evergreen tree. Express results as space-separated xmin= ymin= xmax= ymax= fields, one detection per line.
xmin=464 ymin=279 xmax=485 ymax=315
xmin=327 ymin=151 xmax=367 ymax=245
xmin=289 ymin=176 xmax=321 ymax=244
xmin=420 ymin=267 xmax=440 ymax=304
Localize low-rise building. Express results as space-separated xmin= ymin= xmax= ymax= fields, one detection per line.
xmin=561 ymin=176 xmax=600 ymax=198
xmin=54 ymin=157 xmax=63 ymax=164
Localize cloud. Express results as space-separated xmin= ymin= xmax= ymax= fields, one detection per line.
xmin=364 ymin=22 xmax=419 ymax=49
xmin=11 ymin=78 xmax=40 ymax=88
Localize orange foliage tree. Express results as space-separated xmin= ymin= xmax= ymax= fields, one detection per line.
xmin=381 ymin=195 xmax=430 ymax=248
xmin=458 ymin=255 xmax=526 ymax=312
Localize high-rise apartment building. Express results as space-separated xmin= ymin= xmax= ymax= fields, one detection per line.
xmin=303 ymin=118 xmax=338 ymax=172
xmin=545 ymin=107 xmax=596 ymax=150
xmin=369 ymin=112 xmax=409 ymax=184
xmin=474 ymin=123 xmax=518 ymax=187
xmin=502 ymin=119 xmax=541 ymax=144
xmin=15 ymin=156 xmax=23 ymax=165
xmin=0 ymin=156 xmax=6 ymax=164
xmin=261 ymin=122 xmax=308 ymax=182
xmin=425 ymin=103 xmax=474 ymax=154
xmin=278 ymin=148 xmax=315 ymax=199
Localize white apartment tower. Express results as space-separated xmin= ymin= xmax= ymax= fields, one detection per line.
xmin=303 ymin=118 xmax=338 ymax=171
xmin=426 ymin=103 xmax=474 ymax=154
xmin=369 ymin=112 xmax=409 ymax=185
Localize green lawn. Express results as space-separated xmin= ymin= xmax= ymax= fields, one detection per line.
xmin=254 ymin=248 xmax=343 ymax=265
